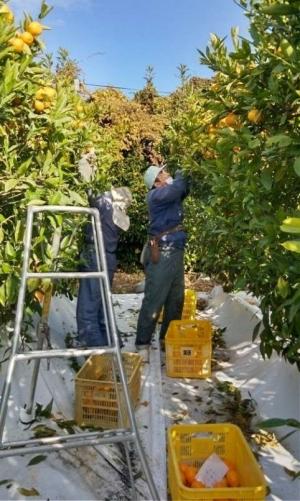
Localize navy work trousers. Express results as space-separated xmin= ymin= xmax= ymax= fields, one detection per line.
xmin=76 ymin=246 xmax=116 ymax=347
xmin=136 ymin=246 xmax=184 ymax=346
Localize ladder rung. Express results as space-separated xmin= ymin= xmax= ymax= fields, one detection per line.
xmin=14 ymin=346 xmax=117 ymax=361
xmin=0 ymin=429 xmax=135 ymax=458
xmin=26 ymin=272 xmax=105 ymax=279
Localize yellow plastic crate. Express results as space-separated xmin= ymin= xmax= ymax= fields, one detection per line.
xmin=168 ymin=423 xmax=267 ymax=500
xmin=158 ymin=289 xmax=197 ymax=323
xmin=165 ymin=319 xmax=212 ymax=378
xmin=181 ymin=289 xmax=197 ymax=320
xmin=75 ymin=352 xmax=142 ymax=429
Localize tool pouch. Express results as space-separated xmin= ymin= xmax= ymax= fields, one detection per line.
xmin=150 ymin=238 xmax=160 ymax=264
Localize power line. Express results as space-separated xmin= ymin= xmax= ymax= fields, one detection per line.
xmin=84 ymin=82 xmax=172 ymax=95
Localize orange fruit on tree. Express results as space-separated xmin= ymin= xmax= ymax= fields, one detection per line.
xmin=226 ymin=469 xmax=240 ymax=487
xmin=224 ymin=113 xmax=239 ymax=127
xmin=20 ymin=31 xmax=34 ymax=45
xmin=190 ymin=479 xmax=205 ymax=488
xmin=184 ymin=465 xmax=198 ymax=486
xmin=247 ymin=108 xmax=262 ymax=124
xmin=0 ymin=4 xmax=14 ymax=23
xmin=43 ymin=86 xmax=56 ymax=100
xmin=27 ymin=21 xmax=43 ymax=36
xmin=34 ymin=99 xmax=45 ymax=112
xmin=9 ymin=37 xmax=25 ymax=53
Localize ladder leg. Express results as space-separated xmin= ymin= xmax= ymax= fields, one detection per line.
xmin=0 ymin=208 xmax=34 ymax=442
xmin=93 ymin=211 xmax=160 ymax=500
xmin=123 ymin=442 xmax=137 ymax=501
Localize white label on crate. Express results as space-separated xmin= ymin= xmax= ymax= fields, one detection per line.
xmin=180 ymin=347 xmax=194 ymax=357
xmin=195 ymin=453 xmax=228 ymax=487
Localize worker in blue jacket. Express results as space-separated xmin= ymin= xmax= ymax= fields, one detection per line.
xmin=76 ymin=187 xmax=132 ymax=347
xmin=135 ymin=165 xmax=190 ymax=360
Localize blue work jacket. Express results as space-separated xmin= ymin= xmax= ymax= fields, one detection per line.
xmin=147 ymin=170 xmax=190 ymax=249
xmin=83 ymin=194 xmax=120 ymax=273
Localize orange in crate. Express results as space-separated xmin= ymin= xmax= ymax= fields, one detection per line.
xmin=168 ymin=423 xmax=267 ymax=500
xmin=158 ymin=289 xmax=197 ymax=323
xmin=165 ymin=319 xmax=212 ymax=378
xmin=75 ymin=353 xmax=142 ymax=429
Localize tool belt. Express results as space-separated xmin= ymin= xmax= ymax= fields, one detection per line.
xmin=149 ymin=224 xmax=184 ymax=264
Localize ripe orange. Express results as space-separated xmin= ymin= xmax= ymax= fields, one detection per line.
xmin=247 ymin=108 xmax=262 ymax=124
xmin=184 ymin=465 xmax=198 ymax=486
xmin=190 ymin=479 xmax=205 ymax=488
xmin=224 ymin=113 xmax=239 ymax=127
xmin=226 ymin=469 xmax=240 ymax=487
xmin=223 ymin=459 xmax=236 ymax=470
xmin=0 ymin=4 xmax=14 ymax=23
xmin=213 ymin=477 xmax=228 ymax=487
xmin=27 ymin=21 xmax=43 ymax=36
xmin=43 ymin=87 xmax=56 ymax=100
xmin=9 ymin=37 xmax=25 ymax=53
xmin=20 ymin=31 xmax=34 ymax=45
xmin=34 ymin=99 xmax=45 ymax=112
xmin=179 ymin=462 xmax=189 ymax=475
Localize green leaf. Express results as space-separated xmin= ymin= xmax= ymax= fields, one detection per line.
xmin=4 ymin=179 xmax=18 ymax=192
xmin=0 ymin=227 xmax=4 ymax=244
xmin=259 ymin=417 xmax=300 ymax=429
xmin=276 ymin=277 xmax=289 ymax=299
xmin=27 ymin=200 xmax=46 ymax=206
xmin=282 ymin=240 xmax=300 ymax=253
xmin=252 ymin=321 xmax=261 ymax=342
xmin=293 ymin=157 xmax=300 ymax=177
xmin=0 ymin=479 xmax=13 ymax=486
xmin=17 ymin=487 xmax=40 ymax=497
xmin=27 ymin=455 xmax=47 ymax=467
xmin=5 ymin=241 xmax=15 ymax=258
xmin=280 ymin=217 xmax=300 ymax=234
xmin=260 ymin=171 xmax=272 ymax=190
xmin=266 ymin=134 xmax=292 ymax=148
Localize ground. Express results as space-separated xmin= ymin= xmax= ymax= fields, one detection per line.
xmin=112 ymin=270 xmax=215 ymax=294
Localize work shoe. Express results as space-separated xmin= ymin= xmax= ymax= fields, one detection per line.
xmin=135 ymin=345 xmax=150 ymax=363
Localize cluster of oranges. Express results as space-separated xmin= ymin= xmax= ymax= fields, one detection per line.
xmin=33 ymin=86 xmax=57 ymax=113
xmin=8 ymin=20 xmax=44 ymax=53
xmin=207 ymin=108 xmax=262 ymax=136
xmin=179 ymin=459 xmax=240 ymax=490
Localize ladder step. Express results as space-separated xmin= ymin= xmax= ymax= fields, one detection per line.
xmin=0 ymin=429 xmax=135 ymax=458
xmin=14 ymin=346 xmax=117 ymax=361
xmin=26 ymin=272 xmax=106 ymax=279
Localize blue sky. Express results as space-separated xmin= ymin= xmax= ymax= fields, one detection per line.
xmin=10 ymin=0 xmax=249 ymax=95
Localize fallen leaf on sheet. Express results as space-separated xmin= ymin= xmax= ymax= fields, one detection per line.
xmin=17 ymin=487 xmax=40 ymax=496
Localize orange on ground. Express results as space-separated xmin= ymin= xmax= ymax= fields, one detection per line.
xmin=226 ymin=469 xmax=240 ymax=487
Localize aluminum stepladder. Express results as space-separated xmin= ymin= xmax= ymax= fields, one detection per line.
xmin=0 ymin=205 xmax=159 ymax=501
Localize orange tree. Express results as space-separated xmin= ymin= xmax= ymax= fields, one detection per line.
xmin=0 ymin=1 xmax=118 ymax=326
xmin=163 ymin=0 xmax=300 ymax=367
